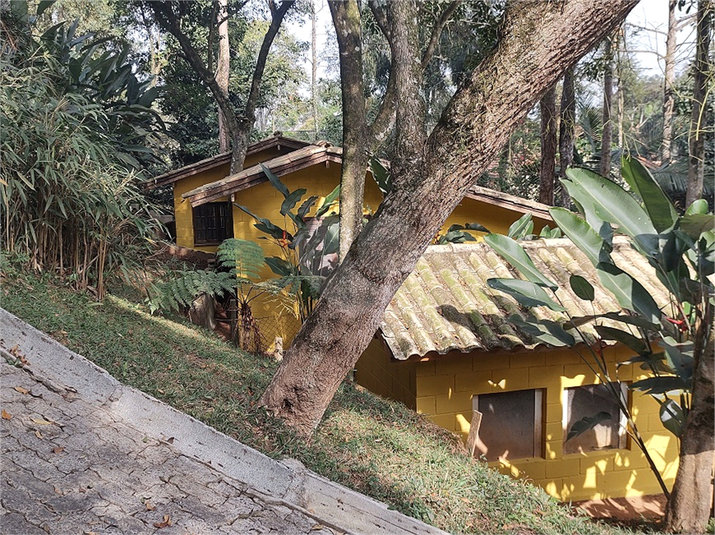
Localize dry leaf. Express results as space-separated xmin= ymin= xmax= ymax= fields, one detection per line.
xmin=145 ymin=501 xmax=156 ymax=511
xmin=13 ymin=386 xmax=29 ymax=395
xmin=35 ymin=430 xmax=43 ymax=439
xmin=9 ymin=344 xmax=19 ymax=356
xmin=153 ymin=515 xmax=171 ymax=529
xmin=31 ymin=417 xmax=54 ymax=425
xmin=311 ymin=524 xmax=325 ymax=531
xmin=1 ymin=409 xmax=11 ymax=420
xmin=52 ymin=446 xmax=64 ymax=454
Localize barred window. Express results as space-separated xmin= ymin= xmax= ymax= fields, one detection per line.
xmin=193 ymin=202 xmax=233 ymax=245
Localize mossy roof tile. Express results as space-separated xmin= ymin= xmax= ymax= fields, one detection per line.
xmin=380 ymin=237 xmax=670 ymax=361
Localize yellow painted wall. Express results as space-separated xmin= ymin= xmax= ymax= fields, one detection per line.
xmin=355 ymin=343 xmax=678 ymax=502
xmin=171 ymin=149 xmax=552 ymax=345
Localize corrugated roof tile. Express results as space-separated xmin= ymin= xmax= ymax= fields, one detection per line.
xmin=380 ymin=236 xmax=671 ymax=361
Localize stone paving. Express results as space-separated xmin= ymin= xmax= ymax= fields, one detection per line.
xmin=1 ymin=359 xmax=338 ymax=535
xmin=0 ymin=308 xmax=447 ymax=535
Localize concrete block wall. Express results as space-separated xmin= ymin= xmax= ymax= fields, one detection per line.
xmin=356 ymin=339 xmax=417 ymax=410
xmin=411 ymin=344 xmax=678 ymax=501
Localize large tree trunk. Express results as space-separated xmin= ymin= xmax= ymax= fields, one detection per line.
xmin=259 ymin=0 xmax=639 ymax=436
xmin=558 ymin=66 xmax=576 ymax=207
xmin=216 ymin=0 xmax=230 ymax=153
xmin=539 ymin=86 xmax=558 ymax=205
xmin=664 ymin=326 xmax=715 ymax=533
xmin=685 ymin=0 xmax=713 ymax=207
xmin=599 ymin=36 xmax=614 ymax=177
xmin=662 ymin=0 xmax=678 ymax=164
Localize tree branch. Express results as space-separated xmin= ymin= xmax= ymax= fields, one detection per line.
xmin=421 ymin=0 xmax=461 ymax=69
xmin=244 ymin=0 xmax=295 ymax=125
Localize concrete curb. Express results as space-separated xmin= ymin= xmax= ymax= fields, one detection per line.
xmin=0 ymin=308 xmax=449 ymax=535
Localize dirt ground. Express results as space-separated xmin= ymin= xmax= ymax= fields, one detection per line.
xmin=573 ymin=494 xmax=666 ymax=522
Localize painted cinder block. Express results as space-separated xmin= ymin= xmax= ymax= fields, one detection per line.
xmin=435 ymin=390 xmax=472 ymax=414
xmin=416 ymin=396 xmax=436 ymax=415
xmin=454 ymin=370 xmax=492 ymax=392
xmin=545 ymin=457 xmax=580 ymax=479
xmin=528 ymin=365 xmax=564 ymax=387
xmin=416 ymin=374 xmax=455 ymax=397
xmin=509 ymin=353 xmax=546 ymax=368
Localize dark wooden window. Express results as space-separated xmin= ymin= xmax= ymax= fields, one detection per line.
xmin=193 ymin=202 xmax=233 ymax=245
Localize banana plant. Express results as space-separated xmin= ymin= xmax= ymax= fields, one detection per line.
xmin=484 ymin=156 xmax=714 ymax=497
xmin=235 ymin=165 xmax=340 ymax=322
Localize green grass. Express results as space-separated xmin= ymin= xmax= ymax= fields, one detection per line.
xmin=0 ymin=261 xmax=652 ymax=534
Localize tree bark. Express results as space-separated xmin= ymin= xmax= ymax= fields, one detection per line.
xmin=599 ymin=36 xmax=614 ymax=178
xmin=260 ymin=0 xmax=640 ymax=436
xmin=558 ymin=66 xmax=576 ymax=207
xmin=685 ymin=0 xmax=713 ymax=208
xmin=539 ymin=86 xmax=557 ymax=205
xmin=216 ymin=0 xmax=231 ymax=153
xmin=329 ymin=0 xmax=370 ymax=262
xmin=662 ymin=0 xmax=678 ymax=164
xmin=664 ymin=326 xmax=715 ymax=533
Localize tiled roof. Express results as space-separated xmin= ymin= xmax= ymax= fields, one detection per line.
xmin=183 ymin=142 xmax=343 ymax=206
xmin=380 ymin=237 xmax=671 ymax=361
xmin=465 ymin=186 xmax=552 ymax=221
xmin=145 ymin=134 xmax=310 ymax=190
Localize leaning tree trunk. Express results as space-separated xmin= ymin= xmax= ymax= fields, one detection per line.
xmin=539 ymin=85 xmax=558 ymax=205
xmin=259 ymin=0 xmax=639 ymax=436
xmin=685 ymin=0 xmax=713 ymax=208
xmin=664 ymin=326 xmax=715 ymax=533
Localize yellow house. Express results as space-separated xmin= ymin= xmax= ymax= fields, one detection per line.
xmin=147 ymin=134 xmax=554 ymax=342
xmin=356 ymin=236 xmax=678 ymax=502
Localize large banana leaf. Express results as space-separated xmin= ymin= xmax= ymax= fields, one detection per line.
xmin=483 ymin=233 xmax=557 ymax=289
xmin=564 ymin=167 xmax=658 ymax=256
xmin=621 ymin=155 xmax=677 ymax=233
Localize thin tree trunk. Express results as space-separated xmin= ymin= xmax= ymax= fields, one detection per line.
xmin=260 ymin=0 xmax=640 ymax=436
xmin=539 ymin=86 xmax=557 ymax=205
xmin=664 ymin=324 xmax=715 ymax=533
xmin=662 ymin=0 xmax=678 ymax=164
xmin=558 ymin=66 xmax=576 ymax=207
xmin=685 ymin=0 xmax=713 ymax=207
xmin=600 ymin=36 xmax=614 ymax=177
xmin=311 ymin=0 xmax=319 ymax=141
xmin=329 ymin=0 xmax=370 ymax=263
xmin=216 ymin=0 xmax=231 ymax=153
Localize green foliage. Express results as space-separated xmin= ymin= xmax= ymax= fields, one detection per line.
xmin=235 ymin=166 xmax=340 ymax=322
xmin=0 ymin=48 xmax=161 ymax=300
xmin=148 ymin=238 xmax=265 ymax=313
xmin=486 ymin=156 xmax=714 ymax=498
xmin=2 ymin=268 xmax=635 ymax=535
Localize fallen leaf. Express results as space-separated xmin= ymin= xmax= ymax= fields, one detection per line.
xmin=13 ymin=386 xmax=29 ymax=395
xmin=31 ymin=417 xmax=54 ymax=425
xmin=145 ymin=501 xmax=156 ymax=511
xmin=35 ymin=430 xmax=43 ymax=439
xmin=311 ymin=524 xmax=325 ymax=531
xmin=1 ymin=410 xmax=11 ymax=420
xmin=153 ymin=515 xmax=171 ymax=529
xmin=9 ymin=344 xmax=19 ymax=356
xmin=52 ymin=446 xmax=65 ymax=454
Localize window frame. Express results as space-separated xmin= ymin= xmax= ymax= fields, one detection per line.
xmin=472 ymin=388 xmax=544 ymax=462
xmin=192 ymin=201 xmax=234 ymax=246
xmin=562 ymin=382 xmax=628 ymax=455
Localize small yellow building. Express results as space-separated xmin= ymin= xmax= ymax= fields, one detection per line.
xmin=356 ymin=237 xmax=678 ymax=502
xmin=147 ymin=134 xmax=554 ymax=342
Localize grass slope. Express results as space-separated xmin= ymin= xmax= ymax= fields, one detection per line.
xmin=0 ymin=263 xmax=638 ymax=534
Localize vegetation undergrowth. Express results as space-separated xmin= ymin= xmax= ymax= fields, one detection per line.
xmin=0 ymin=260 xmax=651 ymax=535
